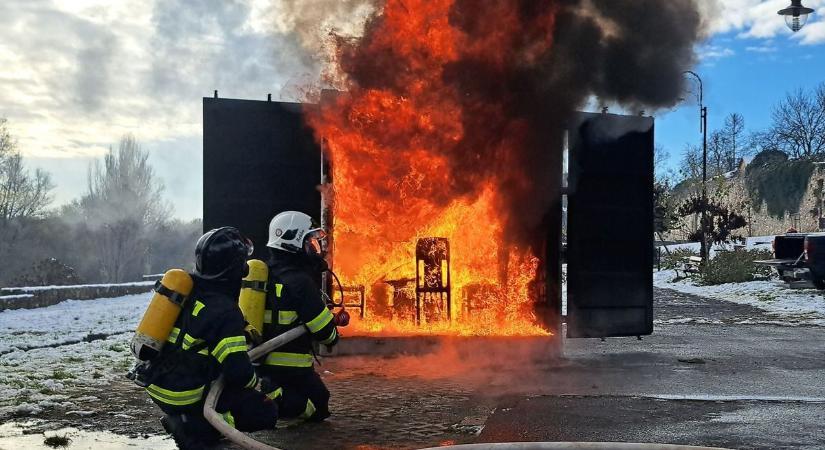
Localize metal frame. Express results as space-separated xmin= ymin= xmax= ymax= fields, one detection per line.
xmin=414 ymin=237 xmax=451 ymax=325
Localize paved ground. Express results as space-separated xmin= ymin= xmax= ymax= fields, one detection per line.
xmin=475 ymin=289 xmax=825 ymax=450
xmin=7 ymin=287 xmax=825 ymax=449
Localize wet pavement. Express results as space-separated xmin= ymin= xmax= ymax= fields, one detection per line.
xmin=2 ymin=287 xmax=824 ymax=449
xmin=479 ymin=395 xmax=825 ymax=450
xmin=0 ymin=421 xmax=174 ymax=449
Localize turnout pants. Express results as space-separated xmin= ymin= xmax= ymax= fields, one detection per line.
xmin=152 ymin=385 xmax=278 ymax=436
xmin=261 ymin=368 xmax=331 ymax=421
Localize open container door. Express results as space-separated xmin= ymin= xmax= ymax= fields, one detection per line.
xmin=566 ymin=112 xmax=654 ymax=338
xmin=202 ymin=97 xmax=322 ymax=259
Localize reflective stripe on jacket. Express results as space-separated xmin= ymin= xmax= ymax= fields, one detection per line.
xmin=261 ymin=267 xmax=339 ymax=370
xmin=144 ymin=276 xmax=256 ymax=406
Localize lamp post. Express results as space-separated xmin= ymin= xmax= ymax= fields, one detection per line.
xmin=683 ymin=70 xmax=709 ymax=264
xmin=778 ymin=0 xmax=815 ymax=32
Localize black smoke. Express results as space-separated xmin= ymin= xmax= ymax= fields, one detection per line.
xmin=327 ymin=0 xmax=705 ymax=250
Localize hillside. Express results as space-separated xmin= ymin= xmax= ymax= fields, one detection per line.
xmin=667 ymin=152 xmax=825 ymax=240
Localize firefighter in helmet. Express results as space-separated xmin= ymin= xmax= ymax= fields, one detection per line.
xmin=257 ymin=211 xmax=346 ymax=422
xmin=146 ymin=227 xmax=278 ymax=449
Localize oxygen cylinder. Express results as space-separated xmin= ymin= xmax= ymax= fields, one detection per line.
xmin=238 ymin=259 xmax=268 ymax=332
xmin=131 ymin=269 xmax=193 ymax=361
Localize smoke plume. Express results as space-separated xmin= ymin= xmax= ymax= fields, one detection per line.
xmin=313 ymin=0 xmax=706 ymax=250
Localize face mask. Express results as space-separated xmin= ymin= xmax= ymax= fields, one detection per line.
xmin=303 ymin=229 xmax=329 ymax=273
xmin=303 ymin=229 xmax=327 ymax=259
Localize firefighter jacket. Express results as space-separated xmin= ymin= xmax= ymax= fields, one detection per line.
xmin=144 ymin=276 xmax=257 ymax=408
xmin=260 ymin=263 xmax=339 ymax=372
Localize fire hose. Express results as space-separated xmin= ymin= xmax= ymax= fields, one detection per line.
xmin=203 ymin=326 xmax=307 ymax=450
xmin=422 ymin=444 xmax=732 ymax=450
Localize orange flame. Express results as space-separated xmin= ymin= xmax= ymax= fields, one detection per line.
xmin=308 ymin=0 xmax=559 ymax=336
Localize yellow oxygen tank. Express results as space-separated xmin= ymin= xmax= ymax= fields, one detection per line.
xmin=238 ymin=259 xmax=268 ymax=332
xmin=130 ymin=269 xmax=193 ymax=361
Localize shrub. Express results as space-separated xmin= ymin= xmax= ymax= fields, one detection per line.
xmin=677 ymin=194 xmax=748 ymax=246
xmin=700 ymin=249 xmax=773 ymax=285
xmin=11 ymin=258 xmax=82 ymax=287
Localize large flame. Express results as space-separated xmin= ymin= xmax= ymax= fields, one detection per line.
xmin=308 ymin=0 xmax=560 ymax=336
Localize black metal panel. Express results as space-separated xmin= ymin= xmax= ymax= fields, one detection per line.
xmin=202 ymin=98 xmax=322 ymax=259
xmin=566 ymin=112 xmax=654 ymax=338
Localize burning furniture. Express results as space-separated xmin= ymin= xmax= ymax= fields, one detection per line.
xmin=328 ymin=285 xmax=366 ymax=319
xmin=384 ymin=278 xmax=416 ymax=322
xmin=415 ymin=237 xmax=451 ymax=325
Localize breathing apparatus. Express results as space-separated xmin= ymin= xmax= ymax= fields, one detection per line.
xmin=128 ymin=227 xmax=254 ymax=385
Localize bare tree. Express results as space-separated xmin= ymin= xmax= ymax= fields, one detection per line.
xmin=0 ymin=118 xmax=13 ymax=156
xmin=708 ymin=130 xmax=729 ymax=176
xmin=0 ymin=118 xmax=54 ymax=228
xmin=78 ymin=135 xmax=169 ymax=282
xmin=84 ymin=135 xmax=168 ymax=225
xmin=723 ymin=112 xmax=745 ymax=170
xmin=678 ymin=143 xmax=702 ymax=181
xmin=748 ymin=129 xmax=783 ymax=156
xmin=770 ymin=85 xmax=825 ymax=159
xmin=819 ymin=83 xmax=825 ymax=111
xmin=654 ymin=144 xmax=671 ymax=183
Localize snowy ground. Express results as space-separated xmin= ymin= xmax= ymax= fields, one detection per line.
xmin=655 ymin=235 xmax=825 ymax=326
xmin=1 ymin=281 xmax=154 ymax=293
xmin=660 ymin=235 xmax=776 ymax=253
xmin=0 ymin=294 xmax=150 ymax=418
xmin=654 ymin=269 xmax=825 ymax=326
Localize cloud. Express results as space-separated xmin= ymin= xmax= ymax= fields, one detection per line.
xmin=702 ymin=0 xmax=825 ymax=43
xmin=0 ymin=0 xmax=326 ymax=160
xmin=797 ymin=6 xmax=825 ymax=43
xmin=746 ymin=41 xmax=778 ymax=52
xmin=0 ymin=0 xmax=344 ymax=217
xmin=699 ymin=45 xmax=736 ymax=60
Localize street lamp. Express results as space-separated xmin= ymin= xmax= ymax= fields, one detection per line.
xmin=778 ymin=0 xmax=815 ymax=32
xmin=683 ymin=70 xmax=709 ymax=264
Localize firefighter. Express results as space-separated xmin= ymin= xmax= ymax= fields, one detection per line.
xmin=146 ymin=227 xmax=278 ymax=449
xmin=258 ymin=211 xmax=345 ymax=422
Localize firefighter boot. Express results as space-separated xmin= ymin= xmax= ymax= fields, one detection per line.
xmin=160 ymin=414 xmax=219 ymax=449
xmin=306 ymin=407 xmax=331 ymax=423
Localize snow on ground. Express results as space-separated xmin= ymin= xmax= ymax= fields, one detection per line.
xmin=660 ymin=235 xmax=775 ymax=254
xmin=0 ymin=294 xmax=151 ymax=418
xmin=0 ymin=293 xmax=150 ymax=354
xmin=654 ymin=269 xmax=825 ymax=326
xmin=657 ymin=235 xmax=825 ymax=325
xmin=0 ymin=281 xmax=154 ymax=293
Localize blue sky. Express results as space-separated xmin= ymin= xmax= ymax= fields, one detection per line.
xmin=1 ymin=1 xmax=824 ymax=220
xmin=657 ymin=10 xmax=825 ymax=175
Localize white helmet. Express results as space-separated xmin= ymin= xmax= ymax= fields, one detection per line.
xmin=266 ymin=211 xmax=327 ymax=256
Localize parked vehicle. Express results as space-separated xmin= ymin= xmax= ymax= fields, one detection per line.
xmin=755 ymin=232 xmax=825 ymax=288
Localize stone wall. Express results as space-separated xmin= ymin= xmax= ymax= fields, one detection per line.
xmin=667 ymin=165 xmax=825 ymax=241
xmin=0 ymin=282 xmax=154 ymax=311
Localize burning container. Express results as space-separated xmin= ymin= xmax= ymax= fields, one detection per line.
xmin=203 ymin=96 xmax=653 ymax=348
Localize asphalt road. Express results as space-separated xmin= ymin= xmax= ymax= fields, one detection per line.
xmin=478 ymin=288 xmax=825 ymax=449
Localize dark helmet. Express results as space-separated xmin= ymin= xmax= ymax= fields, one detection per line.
xmin=194 ymin=227 xmax=254 ymax=280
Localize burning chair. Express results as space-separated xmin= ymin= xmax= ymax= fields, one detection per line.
xmin=415 ymin=237 xmax=451 ymax=325
xmin=327 ymin=285 xmax=366 ymax=319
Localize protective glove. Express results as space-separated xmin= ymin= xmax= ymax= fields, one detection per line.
xmin=333 ymin=310 xmax=350 ymax=327
xmin=244 ymin=324 xmax=263 ymax=346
